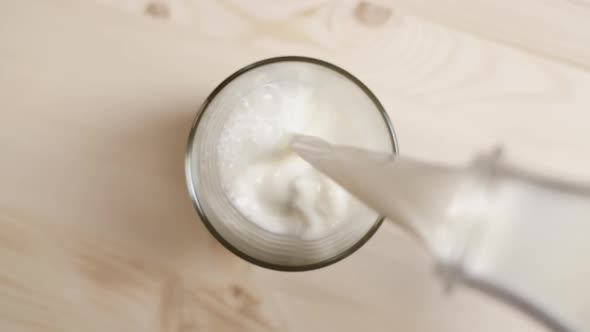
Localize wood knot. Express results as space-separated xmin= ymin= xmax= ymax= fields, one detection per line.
xmin=145 ymin=1 xmax=170 ymax=20
xmin=229 ymin=284 xmax=260 ymax=307
xmin=354 ymin=1 xmax=392 ymax=27
xmin=231 ymin=284 xmax=244 ymax=299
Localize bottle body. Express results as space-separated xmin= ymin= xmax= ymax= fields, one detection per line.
xmin=438 ymin=166 xmax=590 ymax=332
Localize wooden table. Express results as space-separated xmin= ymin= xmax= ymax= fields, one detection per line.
xmin=1 ymin=0 xmax=589 ymax=331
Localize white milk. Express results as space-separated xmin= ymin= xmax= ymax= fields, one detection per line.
xmin=215 ymin=62 xmax=391 ymax=239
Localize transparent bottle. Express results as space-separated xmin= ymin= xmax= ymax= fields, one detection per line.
xmin=292 ymin=135 xmax=590 ymax=332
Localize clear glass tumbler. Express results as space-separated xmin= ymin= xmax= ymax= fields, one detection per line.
xmin=185 ymin=56 xmax=398 ymax=271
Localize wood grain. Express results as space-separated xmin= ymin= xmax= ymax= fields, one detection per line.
xmin=386 ymin=0 xmax=590 ymax=70
xmin=1 ymin=0 xmax=589 ymax=331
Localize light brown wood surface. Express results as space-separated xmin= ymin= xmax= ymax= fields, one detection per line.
xmin=1 ymin=0 xmax=589 ymax=331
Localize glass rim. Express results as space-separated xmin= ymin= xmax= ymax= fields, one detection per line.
xmin=185 ymin=56 xmax=399 ymax=271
